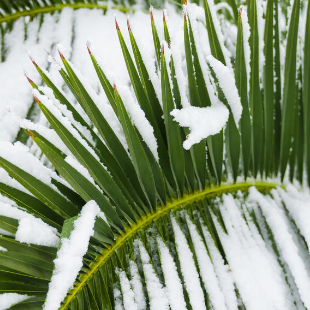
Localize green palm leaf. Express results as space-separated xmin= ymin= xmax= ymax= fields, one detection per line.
xmin=1 ymin=0 xmax=310 ymax=309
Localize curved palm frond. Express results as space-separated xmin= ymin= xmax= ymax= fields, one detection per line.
xmin=0 ymin=0 xmax=310 ymax=309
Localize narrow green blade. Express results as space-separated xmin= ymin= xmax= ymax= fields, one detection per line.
xmin=263 ymin=0 xmax=275 ymax=177
xmin=58 ymin=52 xmax=135 ymax=186
xmin=116 ymin=22 xmax=164 ymax=141
xmin=247 ymin=0 xmax=264 ymax=177
xmin=127 ymin=21 xmax=175 ymax=188
xmin=33 ymin=94 xmax=133 ymax=229
xmin=0 ymin=156 xmax=77 ymax=219
xmin=0 ymin=216 xmax=18 ymax=235
xmin=0 ymin=183 xmax=62 ymax=230
xmin=279 ymin=0 xmax=300 ymax=180
xmin=184 ymin=15 xmax=207 ymax=188
xmin=201 ymin=1 xmax=225 ymax=183
xmin=150 ymin=7 xmax=161 ymax=66
xmin=161 ymin=47 xmax=185 ymax=196
xmin=114 ymin=87 xmax=157 ymax=211
xmin=304 ymin=0 xmax=310 ymax=185
xmin=273 ymin=0 xmax=282 ymax=176
xmin=87 ymin=49 xmax=117 ymax=115
xmin=203 ymin=0 xmax=226 ymax=64
xmin=30 ymin=131 xmax=124 ymax=234
xmin=235 ymin=12 xmax=251 ymax=179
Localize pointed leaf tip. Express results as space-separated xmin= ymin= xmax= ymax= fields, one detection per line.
xmin=86 ymin=41 xmax=92 ymax=55
xmin=24 ymin=71 xmax=33 ymax=85
xmin=150 ymin=5 xmax=154 ymax=21
xmin=161 ymin=44 xmax=164 ymax=54
xmin=113 ymin=84 xmax=118 ymax=92
xmin=43 ymin=48 xmax=51 ymax=56
xmin=163 ymin=10 xmax=166 ymax=23
xmin=57 ymin=48 xmax=65 ymax=59
xmin=127 ymin=17 xmax=131 ymax=32
xmin=115 ymin=17 xmax=120 ymax=31
xmin=43 ymin=48 xmax=57 ymax=64
xmin=168 ymin=40 xmax=171 ymax=49
xmin=27 ymin=52 xmax=38 ymax=67
xmin=33 ymin=96 xmax=40 ymax=104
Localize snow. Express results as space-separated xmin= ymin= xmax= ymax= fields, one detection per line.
xmin=248 ymin=187 xmax=310 ymax=308
xmin=186 ymin=214 xmax=226 ymax=310
xmin=240 ymin=6 xmax=251 ymax=92
xmin=0 ymin=197 xmax=62 ymax=244
xmin=64 ymin=59 xmax=128 ymax=148
xmin=171 ymin=103 xmax=229 ymax=149
xmin=129 ymin=260 xmax=146 ymax=310
xmin=200 ymin=220 xmax=238 ymax=310
xmin=170 ymin=42 xmax=190 ymax=108
xmin=256 ymin=0 xmax=266 ymax=78
xmin=15 ymin=217 xmax=59 ymax=247
xmin=217 ymin=193 xmax=294 ymax=309
xmin=130 ymin=11 xmax=162 ymax=105
xmin=115 ymin=83 xmax=159 ymax=161
xmin=0 ymin=201 xmax=32 ymax=220
xmin=0 ymin=293 xmax=31 ymax=310
xmin=277 ymin=186 xmax=310 ymax=253
xmin=119 ymin=270 xmax=139 ymax=310
xmin=0 ymin=141 xmax=57 ymax=188
xmin=171 ymin=216 xmax=206 ymax=310
xmin=0 ymin=169 xmax=32 ymax=196
xmin=206 ymin=55 xmax=242 ymax=125
xmin=0 ymin=7 xmax=75 ymax=142
xmin=43 ymin=201 xmax=101 ymax=310
xmin=0 ymin=7 xmax=184 ymax=146
xmin=190 ymin=1 xmax=232 ymax=70
xmin=0 ymin=246 xmax=7 ymax=252
xmin=138 ymin=241 xmax=169 ymax=310
xmin=157 ymin=237 xmax=187 ymax=310
xmin=65 ymin=155 xmax=100 ymax=190
xmin=1 ymin=3 xmax=310 ymax=310
xmin=19 ymin=118 xmax=70 ymax=155
xmin=32 ymin=89 xmax=103 ymax=166
xmin=39 ymin=86 xmax=94 ymax=145
xmin=214 ymin=3 xmax=234 ymax=19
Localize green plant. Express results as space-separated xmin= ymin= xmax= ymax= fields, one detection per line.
xmin=0 ymin=0 xmax=310 ymax=309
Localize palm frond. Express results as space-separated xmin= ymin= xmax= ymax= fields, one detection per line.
xmin=0 ymin=0 xmax=310 ymax=309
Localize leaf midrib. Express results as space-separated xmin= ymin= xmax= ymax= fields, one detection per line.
xmin=60 ymin=181 xmax=282 ymax=309
xmin=0 ymin=3 xmax=132 ymax=24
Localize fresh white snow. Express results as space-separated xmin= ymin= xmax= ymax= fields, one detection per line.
xmin=171 ymin=216 xmax=206 ymax=310
xmin=129 ymin=260 xmax=146 ymax=310
xmin=157 ymin=237 xmax=187 ymax=310
xmin=206 ymin=55 xmax=242 ymax=125
xmin=43 ymin=201 xmax=101 ymax=310
xmin=1 ymin=3 xmax=310 ymax=310
xmin=248 ymin=187 xmax=310 ymax=308
xmin=171 ymin=103 xmax=229 ymax=149
xmin=186 ymin=214 xmax=226 ymax=310
xmin=15 ymin=217 xmax=59 ymax=247
xmin=0 ymin=293 xmax=31 ymax=310
xmin=138 ymin=240 xmax=169 ymax=310
xmin=119 ymin=270 xmax=139 ymax=310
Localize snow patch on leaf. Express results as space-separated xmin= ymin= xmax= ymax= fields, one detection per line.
xmin=207 ymin=55 xmax=242 ymax=125
xmin=16 ymin=217 xmax=59 ymax=248
xmin=43 ymin=201 xmax=101 ymax=310
xmin=0 ymin=293 xmax=31 ymax=310
xmin=171 ymin=103 xmax=229 ymax=150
